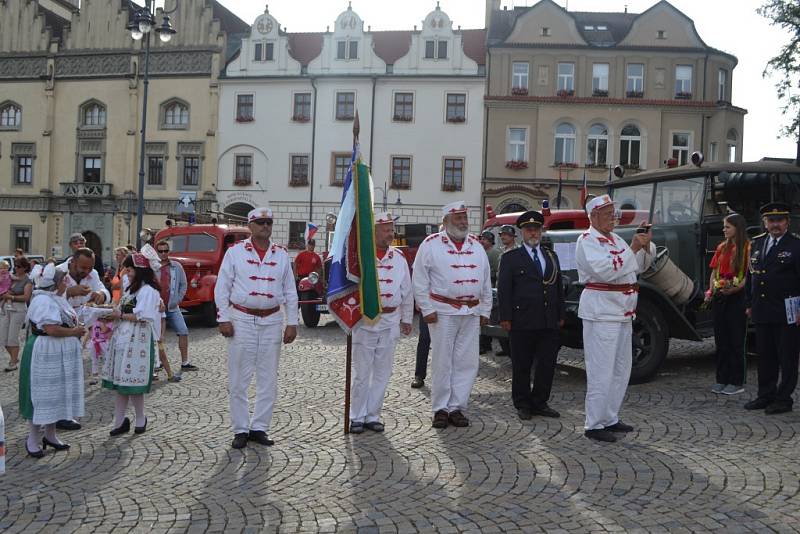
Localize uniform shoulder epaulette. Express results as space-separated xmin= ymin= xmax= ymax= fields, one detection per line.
xmin=271 ymin=243 xmax=288 ymax=253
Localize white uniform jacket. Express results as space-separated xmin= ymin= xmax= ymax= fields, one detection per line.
xmin=412 ymin=232 xmax=492 ymax=318
xmin=214 ymin=239 xmax=299 ymax=326
xmin=576 ymin=226 xmax=656 ymax=322
xmin=57 ymin=258 xmax=110 ymax=309
xmin=359 ymin=247 xmax=413 ymax=332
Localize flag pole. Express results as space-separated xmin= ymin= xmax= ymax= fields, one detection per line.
xmin=344 ymin=113 xmax=361 ymax=434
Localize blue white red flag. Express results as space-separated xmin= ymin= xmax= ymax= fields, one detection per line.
xmin=580 ymin=168 xmax=588 ymax=208
xmin=304 ymin=222 xmax=318 ymax=243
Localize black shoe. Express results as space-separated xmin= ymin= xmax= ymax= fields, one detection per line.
xmin=765 ymin=403 xmax=792 ymax=415
xmin=531 ymin=405 xmax=560 ymax=418
xmin=109 ymin=417 xmax=130 ymax=436
xmin=364 ymin=421 xmax=385 ymax=432
xmin=432 ymin=410 xmax=449 ymax=429
xmin=744 ymin=398 xmax=771 ymax=410
xmin=248 ymin=430 xmax=274 ymax=446
xmin=42 ymin=437 xmax=70 ymax=451
xmin=605 ymin=421 xmax=634 ymax=433
xmin=585 ymin=429 xmax=618 ymax=443
xmin=56 ymin=419 xmax=81 ymax=431
xmin=517 ymin=408 xmax=532 ymax=420
xmin=181 ymin=363 xmax=199 ymax=371
xmin=26 ymin=442 xmax=44 ymax=459
xmin=349 ymin=422 xmax=365 ymax=434
xmin=448 ymin=410 xmax=470 ymax=427
xmin=410 ymin=377 xmax=424 ymax=389
xmin=134 ymin=418 xmax=148 ymax=434
xmin=232 ymin=432 xmax=249 ymax=449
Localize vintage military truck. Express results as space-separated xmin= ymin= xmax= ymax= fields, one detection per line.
xmin=485 ymin=158 xmax=800 ymax=383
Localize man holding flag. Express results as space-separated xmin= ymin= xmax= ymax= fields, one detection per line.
xmin=412 ymin=201 xmax=492 ymax=429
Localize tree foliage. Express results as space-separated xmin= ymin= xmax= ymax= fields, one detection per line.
xmin=757 ymin=0 xmax=800 ymax=139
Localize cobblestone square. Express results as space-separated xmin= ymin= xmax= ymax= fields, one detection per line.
xmin=2 ymin=320 xmax=799 ymax=533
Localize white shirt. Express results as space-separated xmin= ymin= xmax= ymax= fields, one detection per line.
xmin=575 ymin=225 xmax=655 ymax=322
xmin=57 ymin=258 xmax=110 ymax=309
xmin=522 ymin=242 xmax=546 ymax=272
xmin=214 ymin=238 xmax=298 ymax=326
xmin=358 ymin=247 xmax=414 ymax=332
xmin=412 ymin=231 xmax=493 ymax=318
xmin=765 ymin=233 xmax=784 ymax=255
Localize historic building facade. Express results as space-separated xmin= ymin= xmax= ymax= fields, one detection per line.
xmin=483 ymin=0 xmax=745 ymax=213
xmin=0 ymin=0 xmax=246 ymax=260
xmin=216 ymin=4 xmax=486 ymax=251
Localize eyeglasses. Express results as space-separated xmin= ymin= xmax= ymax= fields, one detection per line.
xmin=251 ymin=219 xmax=273 ymax=226
xmin=157 ymin=249 xmax=169 ymax=254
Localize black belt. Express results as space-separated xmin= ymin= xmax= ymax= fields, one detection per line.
xmin=31 ymin=323 xmax=71 ymax=337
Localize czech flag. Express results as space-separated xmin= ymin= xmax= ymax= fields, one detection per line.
xmin=304 ymin=222 xmax=318 ymax=243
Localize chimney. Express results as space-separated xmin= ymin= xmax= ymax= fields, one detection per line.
xmin=485 ymin=0 xmax=502 ymax=30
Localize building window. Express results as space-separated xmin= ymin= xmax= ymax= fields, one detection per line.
xmin=657 ymin=30 xmax=666 ymax=39
xmin=557 ymin=62 xmax=574 ymax=94
xmin=709 ymin=142 xmax=719 ymax=162
xmin=236 ymin=94 xmax=254 ymax=122
xmin=183 ymin=156 xmax=200 ymax=187
xmin=512 ymin=62 xmax=529 ymax=94
xmin=445 ymin=93 xmax=466 ymax=122
xmin=83 ymin=157 xmax=102 ymax=182
xmin=424 ymin=40 xmax=448 ymax=59
xmin=619 ymin=125 xmax=641 ymax=168
xmin=727 ymin=129 xmax=738 ymax=162
xmin=81 ymin=102 xmax=106 ymax=127
xmin=234 ymin=155 xmax=252 ymax=186
xmin=587 ymin=124 xmax=609 ymax=166
xmin=507 ymin=128 xmax=527 ymax=163
xmin=671 ymin=133 xmax=691 ymax=165
xmin=332 ymin=153 xmax=351 ymax=186
xmin=554 ymin=122 xmax=576 ymax=165
xmin=162 ymin=100 xmax=189 ymax=129
xmin=293 ymin=93 xmax=312 ymax=122
xmin=0 ymin=102 xmax=21 ymax=129
xmin=442 ymin=158 xmax=463 ymax=191
xmin=540 ymin=27 xmax=551 ymax=37
xmin=290 ymin=155 xmax=309 ymax=186
xmin=336 ymin=40 xmax=359 ymax=60
xmin=592 ymin=63 xmax=609 ymax=96
xmin=675 ymin=65 xmax=692 ymax=98
xmin=15 ymin=156 xmax=32 ymax=185
xmin=254 ymin=41 xmax=274 ymax=62
xmin=626 ymin=64 xmax=644 ymax=96
xmin=147 ymin=156 xmax=164 ymax=186
xmin=393 ymin=92 xmax=413 ymax=121
xmin=391 ymin=156 xmax=411 ymax=189
xmin=12 ymin=227 xmax=31 ymax=253
xmin=718 ymin=69 xmax=727 ymax=101
xmin=336 ymin=92 xmax=355 ymax=120
xmin=288 ymin=221 xmax=306 ymax=250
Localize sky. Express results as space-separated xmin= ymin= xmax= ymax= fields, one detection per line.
xmin=216 ymin=0 xmax=797 ymax=161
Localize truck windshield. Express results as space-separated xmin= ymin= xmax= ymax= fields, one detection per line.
xmin=612 ymin=183 xmax=653 ymax=227
xmin=653 ymin=178 xmax=705 ymax=225
xmin=187 ymin=234 xmax=217 ymax=252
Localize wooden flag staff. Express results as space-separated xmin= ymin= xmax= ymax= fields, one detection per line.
xmin=343 ymin=113 xmax=361 ymax=435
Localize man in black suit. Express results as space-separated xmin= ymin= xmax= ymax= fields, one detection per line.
xmin=497 ymin=210 xmax=565 ymax=420
xmin=745 ymin=201 xmax=800 ymax=414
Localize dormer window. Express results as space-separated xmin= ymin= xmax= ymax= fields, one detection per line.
xmin=336 ymin=40 xmax=359 ymax=60
xmin=584 ymin=25 xmax=594 ymax=31
xmin=254 ymin=41 xmax=274 ymax=62
xmin=657 ymin=30 xmax=666 ymax=39
xmin=597 ymin=25 xmax=607 ymax=31
xmin=540 ymin=27 xmax=551 ymax=37
xmin=424 ymin=40 xmax=448 ymax=59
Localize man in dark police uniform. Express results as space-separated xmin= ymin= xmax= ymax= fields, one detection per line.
xmin=497 ymin=210 xmax=565 ymax=420
xmin=745 ymin=201 xmax=800 ymax=414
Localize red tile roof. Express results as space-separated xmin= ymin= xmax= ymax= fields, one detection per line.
xmin=372 ymin=31 xmax=412 ymax=65
xmin=287 ymin=33 xmax=324 ymax=66
xmin=461 ymin=29 xmax=487 ymax=65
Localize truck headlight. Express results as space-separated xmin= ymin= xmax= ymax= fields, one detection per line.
xmin=309 ymin=272 xmax=320 ymax=285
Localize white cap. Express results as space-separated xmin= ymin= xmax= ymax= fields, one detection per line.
xmin=586 ymin=194 xmax=615 ymax=213
xmin=442 ymin=201 xmax=467 ymax=217
xmin=36 ymin=262 xmax=57 ymax=289
xmin=247 ymin=207 xmax=273 ymax=222
xmin=374 ymin=211 xmax=398 ymax=225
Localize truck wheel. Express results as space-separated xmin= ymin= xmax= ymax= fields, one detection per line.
xmin=300 ymin=291 xmax=320 ymax=328
xmin=629 ymin=299 xmax=669 ymax=384
xmin=202 ymin=301 xmax=218 ymax=327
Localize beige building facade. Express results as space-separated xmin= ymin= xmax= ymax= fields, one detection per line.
xmin=483 ymin=0 xmax=746 ymax=214
xmin=0 ymin=0 xmax=246 ymax=261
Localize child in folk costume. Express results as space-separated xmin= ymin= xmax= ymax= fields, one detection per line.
xmin=103 ymin=253 xmax=161 ymax=435
xmin=86 ymin=319 xmax=113 ymax=385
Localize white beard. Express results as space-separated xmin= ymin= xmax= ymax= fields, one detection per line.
xmin=523 ymin=237 xmax=540 ymax=248
xmin=445 ymin=222 xmax=468 ymax=241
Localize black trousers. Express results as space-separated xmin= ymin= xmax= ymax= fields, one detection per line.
xmin=755 ymin=322 xmax=800 ymax=406
xmin=414 ymin=317 xmax=431 ymax=379
xmin=712 ymin=291 xmax=747 ymax=386
xmin=509 ymin=329 xmax=560 ymax=410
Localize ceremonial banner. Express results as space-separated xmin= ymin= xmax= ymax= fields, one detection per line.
xmin=304 ymin=222 xmax=318 ymax=243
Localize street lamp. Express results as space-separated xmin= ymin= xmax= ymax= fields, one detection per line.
xmin=374 ymin=182 xmax=403 ymax=212
xmin=127 ymin=0 xmax=177 ymax=248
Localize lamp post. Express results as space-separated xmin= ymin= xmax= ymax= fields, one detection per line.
xmin=128 ymin=0 xmax=177 ymax=248
xmin=374 ymin=182 xmax=403 ymax=212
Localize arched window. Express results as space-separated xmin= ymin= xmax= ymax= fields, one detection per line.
xmin=727 ymin=128 xmax=738 ymax=162
xmin=0 ymin=102 xmax=21 ymax=128
xmin=587 ymin=123 xmax=608 ymax=166
xmin=554 ymin=122 xmax=575 ymax=165
xmin=81 ymin=102 xmax=106 ymax=127
xmin=619 ymin=124 xmax=641 ymax=168
xmin=162 ymin=100 xmax=189 ymax=128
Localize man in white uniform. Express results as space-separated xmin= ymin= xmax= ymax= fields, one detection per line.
xmin=576 ymin=194 xmax=655 ymax=443
xmin=413 ymin=201 xmax=492 ymax=429
xmin=214 ymin=207 xmax=298 ymax=449
xmin=349 ymin=212 xmax=413 ymax=434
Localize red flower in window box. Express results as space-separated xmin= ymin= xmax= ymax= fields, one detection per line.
xmin=446 ymin=116 xmax=466 ymax=123
xmin=626 ymin=90 xmax=644 ymax=98
xmin=556 ymin=162 xmax=578 ymax=169
xmin=235 ymin=116 xmax=254 ymax=123
xmin=291 ymin=114 xmax=310 ymax=123
xmin=556 ymin=89 xmax=575 ymax=97
xmin=511 ymin=87 xmax=528 ymax=96
xmin=391 ymin=183 xmax=411 ymax=190
xmin=234 ymin=178 xmax=252 ymax=186
xmin=442 ymin=183 xmax=460 ymax=192
xmin=592 ymin=90 xmax=609 ymax=97
xmin=289 ymin=178 xmax=309 ymax=186
xmin=666 ymin=158 xmax=679 ymax=168
xmin=393 ymin=114 xmax=413 ymax=122
xmin=674 ymin=92 xmax=692 ymax=100
xmin=505 ymin=160 xmax=528 ymax=170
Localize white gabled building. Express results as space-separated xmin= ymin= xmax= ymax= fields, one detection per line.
xmin=216 ymin=4 xmax=486 ymax=253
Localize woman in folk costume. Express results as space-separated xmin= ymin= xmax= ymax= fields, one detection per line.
xmin=705 ymin=213 xmax=750 ymax=395
xmin=103 ymin=253 xmax=161 ymax=435
xmin=18 ymin=261 xmax=86 ymax=458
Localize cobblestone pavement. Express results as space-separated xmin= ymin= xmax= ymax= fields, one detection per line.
xmin=2 ymin=318 xmax=799 ymax=533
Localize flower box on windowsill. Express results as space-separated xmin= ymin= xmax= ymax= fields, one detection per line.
xmin=235 ymin=116 xmax=254 ymax=123
xmin=441 ymin=183 xmax=460 ymax=192
xmin=393 ymin=115 xmax=413 ymax=122
xmin=511 ymin=87 xmax=529 ymax=96
xmin=622 ymin=163 xmax=640 ymax=171
xmin=446 ymin=116 xmax=466 ymax=123
xmin=626 ymin=91 xmax=644 ymax=98
xmin=674 ymin=92 xmax=692 ymax=100
xmin=505 ymin=160 xmax=528 ymax=170
xmin=233 ymin=179 xmax=252 ymax=186
xmin=666 ymin=158 xmax=679 ymax=168
xmin=336 ymin=115 xmax=355 ymax=121
xmin=585 ymin=164 xmax=607 ymax=170
xmin=592 ymin=90 xmax=609 ymax=97
xmin=291 ymin=115 xmax=310 ymax=123
xmin=289 ymin=178 xmax=309 ymax=187
xmin=556 ymin=89 xmax=575 ymax=97
xmin=555 ymin=162 xmax=578 ymax=169
xmin=390 ymin=183 xmax=411 ymax=190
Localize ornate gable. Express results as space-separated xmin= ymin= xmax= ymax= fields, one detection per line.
xmin=618 ymin=1 xmax=705 ymax=49
xmin=504 ymin=0 xmax=586 ymax=46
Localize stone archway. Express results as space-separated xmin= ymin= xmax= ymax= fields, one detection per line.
xmin=82 ymin=230 xmax=104 ymax=274
xmin=224 ymin=202 xmax=254 ymax=221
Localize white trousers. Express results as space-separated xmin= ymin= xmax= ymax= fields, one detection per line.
xmin=583 ymin=319 xmax=632 ymax=430
xmin=349 ymin=326 xmax=399 ymax=423
xmin=227 ymin=318 xmax=283 ymax=434
xmin=428 ymin=314 xmax=479 ymax=414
